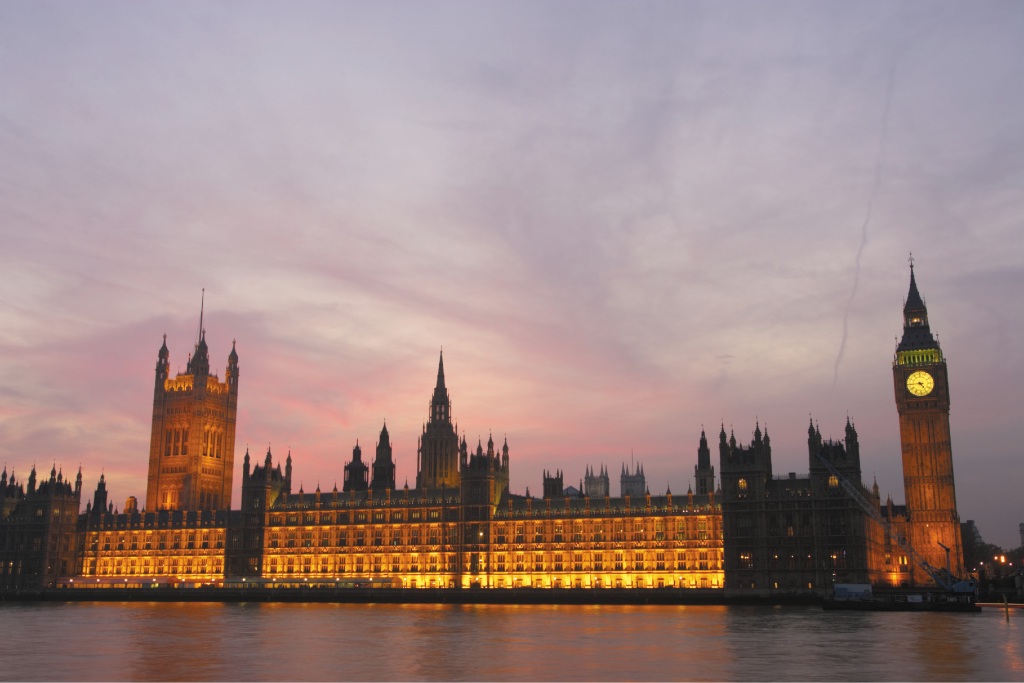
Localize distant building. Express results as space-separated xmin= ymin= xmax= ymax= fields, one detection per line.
xmin=962 ymin=520 xmax=982 ymax=548
xmin=584 ymin=465 xmax=609 ymax=498
xmin=620 ymin=462 xmax=646 ymax=498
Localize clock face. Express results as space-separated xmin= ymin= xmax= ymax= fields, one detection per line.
xmin=906 ymin=370 xmax=935 ymax=397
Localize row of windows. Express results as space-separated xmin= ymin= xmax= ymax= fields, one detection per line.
xmin=163 ymin=427 xmax=227 ymax=458
xmin=260 ymin=524 xmax=720 ymax=548
xmin=86 ymin=531 xmax=225 ymax=551
xmin=84 ymin=558 xmax=223 ymax=576
xmin=261 ymin=550 xmax=723 ymax=574
xmin=265 ymin=514 xmax=718 ymax=536
xmin=270 ymin=510 xmax=445 ymax=525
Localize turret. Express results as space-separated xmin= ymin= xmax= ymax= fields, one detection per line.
xmin=695 ymin=428 xmax=716 ymax=496
xmin=226 ymin=339 xmax=239 ymax=390
xmin=371 ymin=422 xmax=396 ymax=490
xmin=155 ymin=334 xmax=170 ymax=388
xmin=92 ymin=473 xmax=108 ymax=517
xmin=542 ymin=469 xmax=563 ymax=498
xmin=845 ymin=417 xmax=859 ymax=459
xmin=343 ymin=441 xmax=368 ymax=492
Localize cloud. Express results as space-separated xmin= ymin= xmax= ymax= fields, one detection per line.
xmin=1 ymin=1 xmax=1023 ymax=546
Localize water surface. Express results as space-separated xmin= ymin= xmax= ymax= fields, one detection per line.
xmin=0 ymin=602 xmax=1019 ymax=681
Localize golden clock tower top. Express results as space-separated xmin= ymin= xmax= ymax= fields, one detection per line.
xmin=895 ymin=258 xmax=943 ymax=367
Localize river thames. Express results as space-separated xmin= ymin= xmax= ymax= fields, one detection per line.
xmin=0 ymin=602 xmax=1019 ymax=681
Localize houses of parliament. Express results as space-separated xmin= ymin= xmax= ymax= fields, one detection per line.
xmin=0 ymin=265 xmax=964 ymax=595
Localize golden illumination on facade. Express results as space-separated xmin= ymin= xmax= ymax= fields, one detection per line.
xmin=78 ymin=511 xmax=228 ymax=585
xmin=251 ymin=489 xmax=723 ymax=591
xmin=146 ymin=328 xmax=239 ymax=512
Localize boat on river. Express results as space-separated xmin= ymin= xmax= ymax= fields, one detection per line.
xmin=823 ymin=583 xmax=980 ymax=612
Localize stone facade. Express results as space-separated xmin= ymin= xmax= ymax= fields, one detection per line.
xmin=145 ymin=318 xmax=239 ymax=511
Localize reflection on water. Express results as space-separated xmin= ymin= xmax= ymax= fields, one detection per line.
xmin=0 ymin=602 xmax=1019 ymax=681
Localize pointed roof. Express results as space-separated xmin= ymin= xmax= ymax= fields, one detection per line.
xmin=436 ymin=349 xmax=446 ymax=391
xmin=897 ymin=259 xmax=940 ymax=353
xmin=904 ymin=260 xmax=926 ymax=316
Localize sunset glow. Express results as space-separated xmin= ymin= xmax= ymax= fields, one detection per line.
xmin=1 ymin=1 xmax=1022 ymax=549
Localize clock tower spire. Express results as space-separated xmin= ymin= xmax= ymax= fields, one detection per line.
xmin=892 ymin=258 xmax=963 ymax=585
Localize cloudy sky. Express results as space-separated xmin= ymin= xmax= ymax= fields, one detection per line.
xmin=1 ymin=1 xmax=1022 ymax=548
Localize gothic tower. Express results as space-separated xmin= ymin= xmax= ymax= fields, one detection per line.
xmin=584 ymin=465 xmax=610 ymax=498
xmin=343 ymin=441 xmax=369 ymax=492
xmin=892 ymin=260 xmax=964 ymax=583
xmin=695 ymin=428 xmax=716 ymax=496
xmin=370 ymin=422 xmax=396 ymax=490
xmin=145 ymin=302 xmax=239 ymax=511
xmin=416 ymin=351 xmax=460 ymax=490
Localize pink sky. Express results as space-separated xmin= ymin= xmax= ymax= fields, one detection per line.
xmin=1 ymin=1 xmax=1023 ymax=548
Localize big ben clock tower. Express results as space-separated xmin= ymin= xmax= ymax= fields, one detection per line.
xmin=893 ymin=257 xmax=964 ymax=585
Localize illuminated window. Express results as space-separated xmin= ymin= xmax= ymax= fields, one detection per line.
xmin=828 ymin=475 xmax=839 ymax=489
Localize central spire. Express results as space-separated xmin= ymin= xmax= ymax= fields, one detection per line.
xmin=197 ymin=288 xmax=206 ymax=345
xmin=430 ymin=349 xmax=451 ymax=424
xmin=436 ymin=349 xmax=446 ymax=391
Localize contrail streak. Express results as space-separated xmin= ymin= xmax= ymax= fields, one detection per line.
xmin=833 ymin=58 xmax=898 ymax=391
